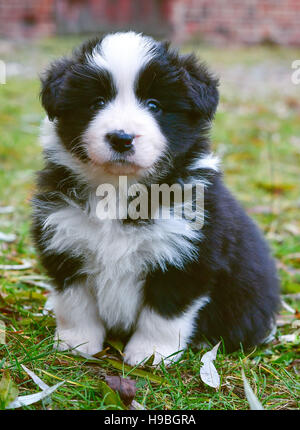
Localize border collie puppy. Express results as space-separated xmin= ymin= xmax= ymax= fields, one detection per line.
xmin=32 ymin=32 xmax=280 ymax=366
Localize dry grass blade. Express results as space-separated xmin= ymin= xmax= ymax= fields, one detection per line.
xmin=0 ymin=320 xmax=5 ymax=345
xmin=281 ymin=299 xmax=296 ymax=314
xmin=0 ymin=260 xmax=32 ymax=271
xmin=241 ymin=370 xmax=264 ymax=410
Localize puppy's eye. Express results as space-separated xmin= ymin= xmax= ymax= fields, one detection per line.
xmin=146 ymin=99 xmax=161 ymax=113
xmin=91 ymin=97 xmax=106 ymax=110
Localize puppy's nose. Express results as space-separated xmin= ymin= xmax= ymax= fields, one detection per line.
xmin=106 ymin=130 xmax=134 ymax=153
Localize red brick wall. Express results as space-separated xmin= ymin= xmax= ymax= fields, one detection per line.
xmin=55 ymin=0 xmax=172 ymax=35
xmin=0 ymin=0 xmax=299 ymax=45
xmin=0 ymin=0 xmax=173 ymax=38
xmin=0 ymin=0 xmax=55 ymax=38
xmin=171 ymin=0 xmax=300 ymax=45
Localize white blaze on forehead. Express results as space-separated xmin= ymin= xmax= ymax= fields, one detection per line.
xmin=83 ymin=32 xmax=167 ymax=174
xmin=89 ymin=32 xmax=156 ymax=93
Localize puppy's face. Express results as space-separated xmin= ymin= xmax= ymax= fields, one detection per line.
xmin=41 ymin=32 xmax=219 ymax=179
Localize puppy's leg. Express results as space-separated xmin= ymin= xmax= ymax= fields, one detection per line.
xmin=52 ymin=284 xmax=105 ymax=355
xmin=124 ymin=298 xmax=209 ymax=366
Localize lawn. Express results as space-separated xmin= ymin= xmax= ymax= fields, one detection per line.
xmin=0 ymin=36 xmax=299 ymax=410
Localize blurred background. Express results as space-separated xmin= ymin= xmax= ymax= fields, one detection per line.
xmin=0 ymin=1 xmax=299 ymax=293
xmin=0 ymin=0 xmax=300 ymax=44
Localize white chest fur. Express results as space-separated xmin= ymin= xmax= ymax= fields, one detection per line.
xmin=42 ymin=196 xmax=199 ymax=331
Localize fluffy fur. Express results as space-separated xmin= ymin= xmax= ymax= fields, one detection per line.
xmin=32 ymin=32 xmax=280 ymax=365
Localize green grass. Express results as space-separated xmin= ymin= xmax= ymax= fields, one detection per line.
xmin=0 ymin=37 xmax=299 ymax=410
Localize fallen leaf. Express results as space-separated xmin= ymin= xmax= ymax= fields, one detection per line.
xmin=200 ymin=342 xmax=221 ymax=389
xmin=0 ymin=206 xmax=14 ymax=214
xmin=105 ymin=375 xmax=137 ymax=406
xmin=130 ymin=400 xmax=146 ymax=410
xmin=98 ymin=380 xmax=126 ymax=409
xmin=285 ymin=253 xmax=300 ymax=263
xmin=284 ymin=224 xmax=300 ymax=236
xmin=7 ymin=381 xmax=64 ymax=409
xmin=276 ymin=314 xmax=296 ymax=326
xmin=279 ymin=334 xmax=299 ymax=343
xmin=0 ymin=371 xmax=19 ymax=409
xmin=255 ymin=182 xmax=295 ymax=195
xmin=21 ymin=365 xmax=49 ymax=391
xmin=0 ymin=232 xmax=16 ymax=242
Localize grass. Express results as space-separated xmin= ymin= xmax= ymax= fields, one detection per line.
xmin=0 ymin=37 xmax=299 ymax=410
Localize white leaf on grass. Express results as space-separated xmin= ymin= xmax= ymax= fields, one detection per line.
xmin=21 ymin=365 xmax=49 ymax=391
xmin=6 ymin=365 xmax=64 ymax=409
xmin=0 ymin=206 xmax=14 ymax=214
xmin=279 ymin=334 xmax=299 ymax=343
xmin=0 ymin=232 xmax=16 ymax=242
xmin=0 ymin=320 xmax=6 ymax=345
xmin=242 ymin=370 xmax=264 ymax=410
xmin=292 ymin=320 xmax=300 ymax=329
xmin=0 ymin=260 xmax=32 ymax=271
xmin=200 ymin=342 xmax=221 ymax=389
xmin=131 ymin=400 xmax=146 ymax=410
xmin=6 ymin=381 xmax=64 ymax=409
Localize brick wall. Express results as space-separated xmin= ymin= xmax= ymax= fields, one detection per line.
xmin=54 ymin=0 xmax=172 ymax=36
xmin=171 ymin=0 xmax=300 ymax=45
xmin=0 ymin=0 xmax=55 ymax=38
xmin=0 ymin=0 xmax=299 ymax=45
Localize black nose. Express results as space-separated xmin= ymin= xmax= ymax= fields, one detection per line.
xmin=106 ymin=130 xmax=134 ymax=153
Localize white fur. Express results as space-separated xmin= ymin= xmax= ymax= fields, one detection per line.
xmin=124 ymin=297 xmax=210 ymax=366
xmin=40 ymin=118 xmax=132 ymax=187
xmin=190 ymin=153 xmax=220 ymax=172
xmin=41 ymin=189 xmax=201 ymax=336
xmin=90 ymin=32 xmax=156 ymax=93
xmin=53 ymin=283 xmax=105 ymax=355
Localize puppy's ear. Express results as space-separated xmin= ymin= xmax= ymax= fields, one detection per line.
xmin=181 ymin=54 xmax=219 ymax=120
xmin=40 ymin=57 xmax=73 ymax=121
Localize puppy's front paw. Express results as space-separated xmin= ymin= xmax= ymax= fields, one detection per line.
xmin=54 ymin=329 xmax=103 ymax=356
xmin=124 ymin=336 xmax=183 ymax=367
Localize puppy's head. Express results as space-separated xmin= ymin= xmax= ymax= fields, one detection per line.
xmin=41 ymin=32 xmax=219 ymax=179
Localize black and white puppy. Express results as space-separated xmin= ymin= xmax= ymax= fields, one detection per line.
xmin=32 ymin=32 xmax=280 ymax=366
